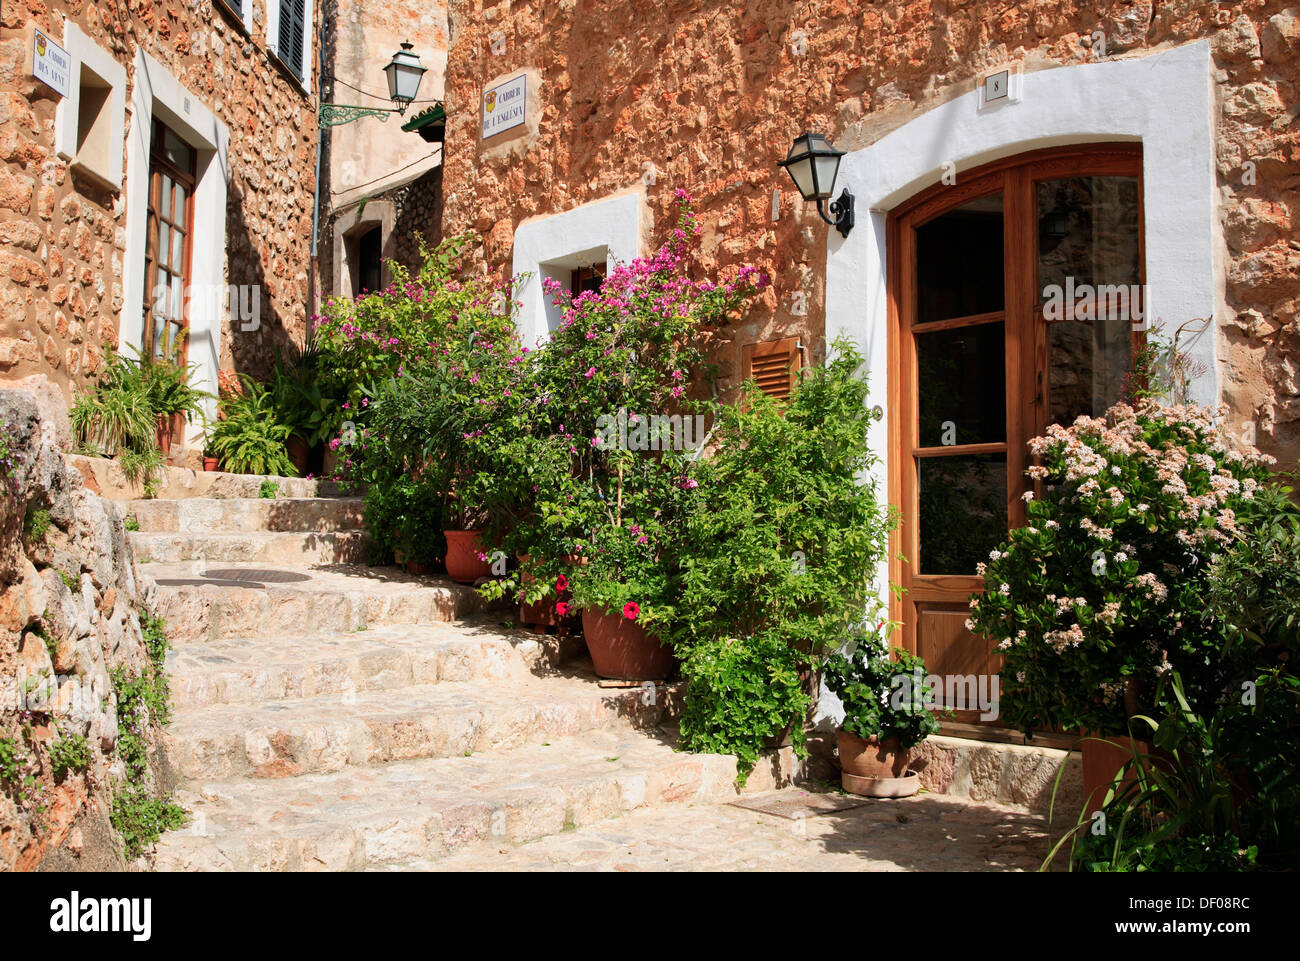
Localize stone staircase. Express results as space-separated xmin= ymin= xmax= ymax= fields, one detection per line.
xmin=125 ymin=487 xmax=756 ymax=871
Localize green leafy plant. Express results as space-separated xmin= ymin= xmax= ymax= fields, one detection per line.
xmin=0 ymin=736 xmax=23 ymax=785
xmin=678 ymin=633 xmax=812 ymax=784
xmin=124 ymin=514 xmax=140 ymax=532
xmin=258 ymin=479 xmax=280 ymax=499
xmin=109 ymin=610 xmax=184 ymax=858
xmin=209 ymin=377 xmax=297 ymax=477
xmin=23 ymin=506 xmax=50 ymax=542
xmin=268 ymin=346 xmax=343 ymax=449
xmin=48 ymin=733 xmax=91 ymax=781
xmin=824 ymin=628 xmax=942 ymax=749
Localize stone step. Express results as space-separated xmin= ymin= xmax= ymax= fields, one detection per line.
xmin=143 ymin=562 xmax=502 ymax=643
xmin=71 ymin=453 xmax=355 ymax=501
xmin=166 ymin=619 xmax=582 ymax=710
xmin=163 ymin=670 xmax=681 ymax=781
xmin=130 ymin=530 xmax=369 ymax=565
xmin=152 ymin=729 xmax=740 ymax=871
xmin=121 ymin=497 xmax=366 ymax=534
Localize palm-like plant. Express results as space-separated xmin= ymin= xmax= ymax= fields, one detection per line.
xmin=209 ymin=377 xmax=297 ymax=477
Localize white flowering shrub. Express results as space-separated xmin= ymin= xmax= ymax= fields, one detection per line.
xmin=969 ymin=401 xmax=1275 ymax=734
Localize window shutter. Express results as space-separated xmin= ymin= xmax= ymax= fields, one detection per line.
xmin=741 ymin=338 xmax=802 ymax=400
xmin=278 ymin=0 xmax=306 ymax=79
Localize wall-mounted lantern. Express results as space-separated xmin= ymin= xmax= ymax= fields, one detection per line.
xmin=778 ymin=131 xmax=854 ymax=238
xmin=320 ymin=41 xmax=431 ymax=127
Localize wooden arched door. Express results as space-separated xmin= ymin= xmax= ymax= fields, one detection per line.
xmin=887 ymin=144 xmax=1145 ymax=732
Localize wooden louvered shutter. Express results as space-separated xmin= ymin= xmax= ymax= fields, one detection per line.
xmin=741 ymin=338 xmax=802 ymax=400
xmin=278 ymin=0 xmax=306 ymax=79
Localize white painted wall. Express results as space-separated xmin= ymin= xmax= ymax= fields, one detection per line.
xmin=122 ymin=51 xmax=230 ymax=444
xmin=511 ymin=191 xmax=644 ymax=348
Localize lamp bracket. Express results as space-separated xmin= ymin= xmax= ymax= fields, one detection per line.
xmin=319 ymin=103 xmax=397 ymax=128
xmin=815 ymin=188 xmax=855 ymax=238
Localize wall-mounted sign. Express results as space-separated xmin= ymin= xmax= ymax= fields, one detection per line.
xmin=482 ymin=74 xmax=526 ymax=139
xmin=32 ymin=29 xmax=70 ymax=99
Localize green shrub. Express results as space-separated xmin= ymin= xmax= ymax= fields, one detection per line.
xmin=258 ymin=479 xmax=280 ymax=499
xmin=0 ymin=736 xmax=23 ymax=785
xmin=209 ymin=377 xmax=296 ymax=477
xmin=23 ymin=506 xmax=50 ymax=542
xmin=110 ymin=790 xmax=186 ymax=861
xmin=48 ymin=733 xmax=91 ymax=781
xmin=678 ymin=633 xmax=812 ymax=785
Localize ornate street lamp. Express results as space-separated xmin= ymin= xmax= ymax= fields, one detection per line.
xmin=319 ymin=41 xmax=431 ymax=127
xmin=778 ymin=131 xmax=855 ymax=238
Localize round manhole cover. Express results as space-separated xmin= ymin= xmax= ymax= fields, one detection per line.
xmin=203 ymin=568 xmax=312 ymax=584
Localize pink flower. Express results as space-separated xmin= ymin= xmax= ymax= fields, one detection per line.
xmin=622 ymin=602 xmax=640 ymax=621
xmin=584 ymin=367 xmax=596 ymax=379
xmin=555 ymin=601 xmax=571 ymax=617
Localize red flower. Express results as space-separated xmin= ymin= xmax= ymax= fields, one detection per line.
xmin=555 ymin=574 xmax=568 ymax=593
xmin=622 ymin=602 xmax=640 ymax=621
xmin=555 ymin=601 xmax=571 ymax=617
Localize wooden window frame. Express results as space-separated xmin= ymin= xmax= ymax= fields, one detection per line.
xmin=142 ymin=118 xmax=197 ymax=364
xmin=886 ymin=143 xmax=1145 ymax=724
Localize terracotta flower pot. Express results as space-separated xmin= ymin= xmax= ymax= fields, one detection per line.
xmin=443 ymin=529 xmax=491 ymax=584
xmin=580 ymin=607 xmax=674 ymax=681
xmin=287 ymin=434 xmax=311 ymax=475
xmin=155 ymin=413 xmax=174 ymax=456
xmin=203 ymin=456 xmax=220 ymax=472
xmin=1081 ymin=735 xmax=1156 ymax=809
xmin=517 ymin=555 xmax=581 ymax=627
xmin=838 ymin=731 xmax=919 ymax=798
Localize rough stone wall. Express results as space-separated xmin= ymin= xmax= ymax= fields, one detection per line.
xmin=0 ymin=387 xmax=168 ymax=871
xmin=0 ymin=0 xmax=320 ymax=397
xmin=440 ymin=0 xmax=1300 ymax=466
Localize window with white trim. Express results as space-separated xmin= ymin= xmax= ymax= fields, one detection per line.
xmin=272 ymin=0 xmax=310 ymax=82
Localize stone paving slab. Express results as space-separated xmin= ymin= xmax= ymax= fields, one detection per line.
xmin=166 ymin=617 xmax=581 ymax=709
xmin=154 ymin=729 xmax=741 ymax=871
xmin=142 ymin=562 xmax=501 ymax=642
xmin=413 ymin=790 xmax=1058 ymax=872
xmin=121 ymin=497 xmax=366 ymax=533
xmin=130 ymin=530 xmax=370 ymax=564
xmin=164 ymin=669 xmax=685 ymax=780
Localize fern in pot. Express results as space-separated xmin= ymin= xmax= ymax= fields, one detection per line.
xmin=209 ymin=376 xmax=296 ymax=477
xmin=824 ymin=620 xmax=941 ymax=797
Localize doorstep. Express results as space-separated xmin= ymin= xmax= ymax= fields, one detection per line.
xmin=911 ymin=734 xmax=1083 ymax=818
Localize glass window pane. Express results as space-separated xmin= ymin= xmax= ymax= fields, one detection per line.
xmin=173 ymin=185 xmax=186 ymax=223
xmin=172 ymin=227 xmax=184 ymax=270
xmin=1037 ymin=176 xmax=1140 ymax=312
xmin=158 ymin=222 xmax=170 ymax=267
xmin=916 ymin=192 xmax=1004 ymax=324
xmin=1048 ymin=315 xmax=1131 ymax=426
xmin=153 ymin=270 xmax=170 ymax=319
xmin=161 ymin=175 xmax=172 ymax=219
xmin=916 ymin=322 xmax=1006 ymax=447
xmin=163 ymin=128 xmax=194 ymax=173
xmin=169 ymin=274 xmax=184 ymax=325
xmin=918 ymin=454 xmax=1008 ymax=575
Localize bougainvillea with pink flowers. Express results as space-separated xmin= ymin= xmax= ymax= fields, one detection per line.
xmin=969 ymin=400 xmax=1276 ymax=734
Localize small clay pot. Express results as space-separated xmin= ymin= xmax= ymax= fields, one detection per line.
xmin=443 ymin=530 xmax=491 ymax=584
xmin=580 ymin=607 xmax=674 ymax=681
xmin=203 ymin=456 xmax=220 ymax=472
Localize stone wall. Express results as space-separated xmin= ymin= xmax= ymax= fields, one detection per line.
xmin=0 ymin=0 xmax=321 ymax=398
xmin=0 ymin=386 xmax=170 ymax=871
xmin=440 ymin=0 xmax=1300 ymax=465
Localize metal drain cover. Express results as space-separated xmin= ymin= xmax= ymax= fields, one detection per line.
xmin=202 ymin=568 xmax=312 ymax=584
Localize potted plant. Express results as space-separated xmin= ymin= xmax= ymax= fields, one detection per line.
xmin=208 ymin=376 xmax=297 ymax=477
xmin=202 ymin=448 xmax=220 ymax=472
xmin=138 ymin=346 xmax=211 ymax=458
xmin=270 ymin=347 xmax=342 ymax=476
xmin=823 ymin=625 xmax=941 ymax=797
xmin=968 ymin=395 xmax=1275 ymax=807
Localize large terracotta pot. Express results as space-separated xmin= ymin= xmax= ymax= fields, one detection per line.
xmin=287 ymin=435 xmax=311 ymax=475
xmin=580 ymin=607 xmax=674 ymax=681
xmin=837 ymin=730 xmax=920 ymax=798
xmin=155 ymin=412 xmax=182 ymax=457
xmin=1081 ymin=735 xmax=1155 ymax=809
xmin=443 ymin=530 xmax=491 ymax=584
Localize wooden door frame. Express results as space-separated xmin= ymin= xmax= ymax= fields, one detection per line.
xmin=885 ymin=143 xmax=1144 ymax=719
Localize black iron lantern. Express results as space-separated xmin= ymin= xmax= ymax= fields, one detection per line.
xmin=779 ymin=131 xmax=854 ymax=237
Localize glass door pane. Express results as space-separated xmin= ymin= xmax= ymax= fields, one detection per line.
xmin=916 ymin=192 xmax=1005 ymax=324
xmin=1037 ymin=176 xmax=1141 ymax=424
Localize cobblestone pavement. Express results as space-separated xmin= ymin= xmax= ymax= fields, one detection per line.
xmin=408 ymin=789 xmax=1060 ymax=872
